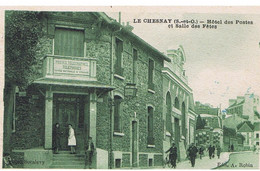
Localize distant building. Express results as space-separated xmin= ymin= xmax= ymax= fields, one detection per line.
xmin=226 ymin=93 xmax=260 ymax=123
xmin=195 ymin=101 xmax=220 ymax=116
xmin=195 ymin=114 xmax=223 ymax=148
xmin=237 ymin=121 xmax=255 ymax=150
xmin=253 ymin=122 xmax=260 ymax=147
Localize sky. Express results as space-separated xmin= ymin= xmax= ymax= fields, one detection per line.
xmin=107 ymin=11 xmax=260 ymax=109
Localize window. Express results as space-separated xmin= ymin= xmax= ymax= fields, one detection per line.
xmin=133 ymin=48 xmax=138 ymax=84
xmin=256 ymin=133 xmax=259 ymax=138
xmin=256 ymin=142 xmax=259 ymax=146
xmin=115 ymin=159 xmax=121 ymax=168
xmin=149 ymin=159 xmax=153 ymax=167
xmin=166 ymin=92 xmax=172 ymax=133
xmin=147 ymin=106 xmax=154 ymax=145
xmin=148 ymin=59 xmax=154 ymax=90
xmin=115 ymin=38 xmax=124 ymax=76
xmin=114 ymin=95 xmax=123 ymax=132
xmin=54 ymin=27 xmax=84 ymax=57
xmin=174 ymin=97 xmax=179 ymax=109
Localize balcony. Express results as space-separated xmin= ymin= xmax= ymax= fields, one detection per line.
xmin=42 ymin=55 xmax=97 ymax=81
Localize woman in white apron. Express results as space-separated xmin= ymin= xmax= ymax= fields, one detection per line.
xmin=68 ymin=124 xmax=76 ymax=154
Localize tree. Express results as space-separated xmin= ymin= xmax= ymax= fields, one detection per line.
xmin=4 ymin=11 xmax=44 ymax=154
xmin=196 ymin=114 xmax=205 ymax=130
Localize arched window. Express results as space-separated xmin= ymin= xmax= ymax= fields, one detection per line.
xmin=166 ymin=92 xmax=172 ymax=132
xmin=174 ymin=97 xmax=179 ymax=109
xmin=114 ymin=95 xmax=123 ymax=132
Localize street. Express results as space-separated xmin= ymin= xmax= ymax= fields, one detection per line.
xmin=163 ymin=151 xmax=259 ymax=169
xmin=218 ymin=152 xmax=259 ymax=169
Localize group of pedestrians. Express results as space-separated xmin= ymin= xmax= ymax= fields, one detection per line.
xmin=165 ymin=142 xmax=222 ymax=169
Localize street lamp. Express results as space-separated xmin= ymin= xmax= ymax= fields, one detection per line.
xmin=124 ymin=83 xmax=137 ymax=97
xmin=108 ymin=83 xmax=137 ymax=169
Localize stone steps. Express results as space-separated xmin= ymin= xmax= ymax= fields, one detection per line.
xmin=50 ymin=151 xmax=86 ymax=169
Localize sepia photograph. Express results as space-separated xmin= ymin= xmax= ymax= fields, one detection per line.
xmin=2 ymin=6 xmax=260 ymax=169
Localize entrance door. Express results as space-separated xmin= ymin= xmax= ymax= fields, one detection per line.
xmin=132 ymin=121 xmax=138 ymax=167
xmin=53 ymin=94 xmax=86 ymax=151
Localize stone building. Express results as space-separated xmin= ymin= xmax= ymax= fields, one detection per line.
xmin=195 ymin=101 xmax=220 ymax=116
xmin=227 ymin=93 xmax=260 ymax=123
xmin=8 ymin=11 xmax=197 ymax=169
xmin=161 ymin=46 xmax=197 ymax=161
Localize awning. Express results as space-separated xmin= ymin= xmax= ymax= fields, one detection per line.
xmin=33 ymin=77 xmax=115 ymax=90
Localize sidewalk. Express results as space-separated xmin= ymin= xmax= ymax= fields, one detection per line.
xmin=164 ymin=152 xmax=232 ymax=169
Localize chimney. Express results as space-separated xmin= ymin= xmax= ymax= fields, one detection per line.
xmin=229 ymin=99 xmax=236 ymax=106
xmin=125 ymin=22 xmax=134 ymax=32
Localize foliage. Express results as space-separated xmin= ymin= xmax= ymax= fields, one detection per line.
xmin=5 ymin=11 xmax=44 ymax=87
xmin=196 ymin=114 xmax=206 ymax=130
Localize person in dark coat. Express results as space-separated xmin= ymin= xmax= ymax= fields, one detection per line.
xmin=165 ymin=143 xmax=178 ymax=168
xmin=86 ymin=137 xmax=95 ymax=169
xmin=53 ymin=123 xmax=61 ymax=154
xmin=231 ymin=144 xmax=234 ymax=152
xmin=217 ymin=145 xmax=221 ymax=159
xmin=187 ymin=143 xmax=198 ymax=167
xmin=198 ymin=145 xmax=204 ymax=159
xmin=212 ymin=145 xmax=216 ymax=158
xmin=208 ymin=145 xmax=213 ymax=159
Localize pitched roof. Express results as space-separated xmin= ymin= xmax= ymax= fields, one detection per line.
xmin=95 ymin=12 xmax=171 ymax=62
xmin=237 ymin=121 xmax=254 ymax=132
xmin=228 ymin=100 xmax=245 ymax=109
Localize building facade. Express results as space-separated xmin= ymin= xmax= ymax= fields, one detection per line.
xmin=162 ymin=47 xmax=197 ymax=161
xmin=195 ymin=101 xmax=220 ymax=116
xmin=9 ymin=12 xmax=198 ymax=169
xmin=227 ymin=93 xmax=260 ymax=122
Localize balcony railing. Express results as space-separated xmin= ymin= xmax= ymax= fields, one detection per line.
xmin=43 ymin=55 xmax=97 ymax=81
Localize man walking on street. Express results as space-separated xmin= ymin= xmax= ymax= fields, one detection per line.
xmin=198 ymin=145 xmax=204 ymax=159
xmin=208 ymin=145 xmax=213 ymax=159
xmin=165 ymin=143 xmax=178 ymax=168
xmin=188 ymin=143 xmax=198 ymax=167
xmin=212 ymin=145 xmax=215 ymax=158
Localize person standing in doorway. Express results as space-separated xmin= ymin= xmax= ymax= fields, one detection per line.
xmin=187 ymin=143 xmax=198 ymax=167
xmin=217 ymin=145 xmax=221 ymax=159
xmin=231 ymin=144 xmax=234 ymax=152
xmin=165 ymin=143 xmax=178 ymax=168
xmin=68 ymin=124 xmax=76 ymax=154
xmin=53 ymin=123 xmax=61 ymax=154
xmin=86 ymin=137 xmax=95 ymax=169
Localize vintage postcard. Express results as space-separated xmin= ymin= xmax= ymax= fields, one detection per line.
xmin=1 ymin=6 xmax=260 ymax=169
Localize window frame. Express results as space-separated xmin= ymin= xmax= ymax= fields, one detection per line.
xmin=148 ymin=58 xmax=155 ymax=91
xmin=114 ymin=37 xmax=124 ymax=77
xmin=54 ymin=26 xmax=85 ymax=57
xmin=147 ymin=106 xmax=155 ymax=145
xmin=114 ymin=95 xmax=123 ymax=133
